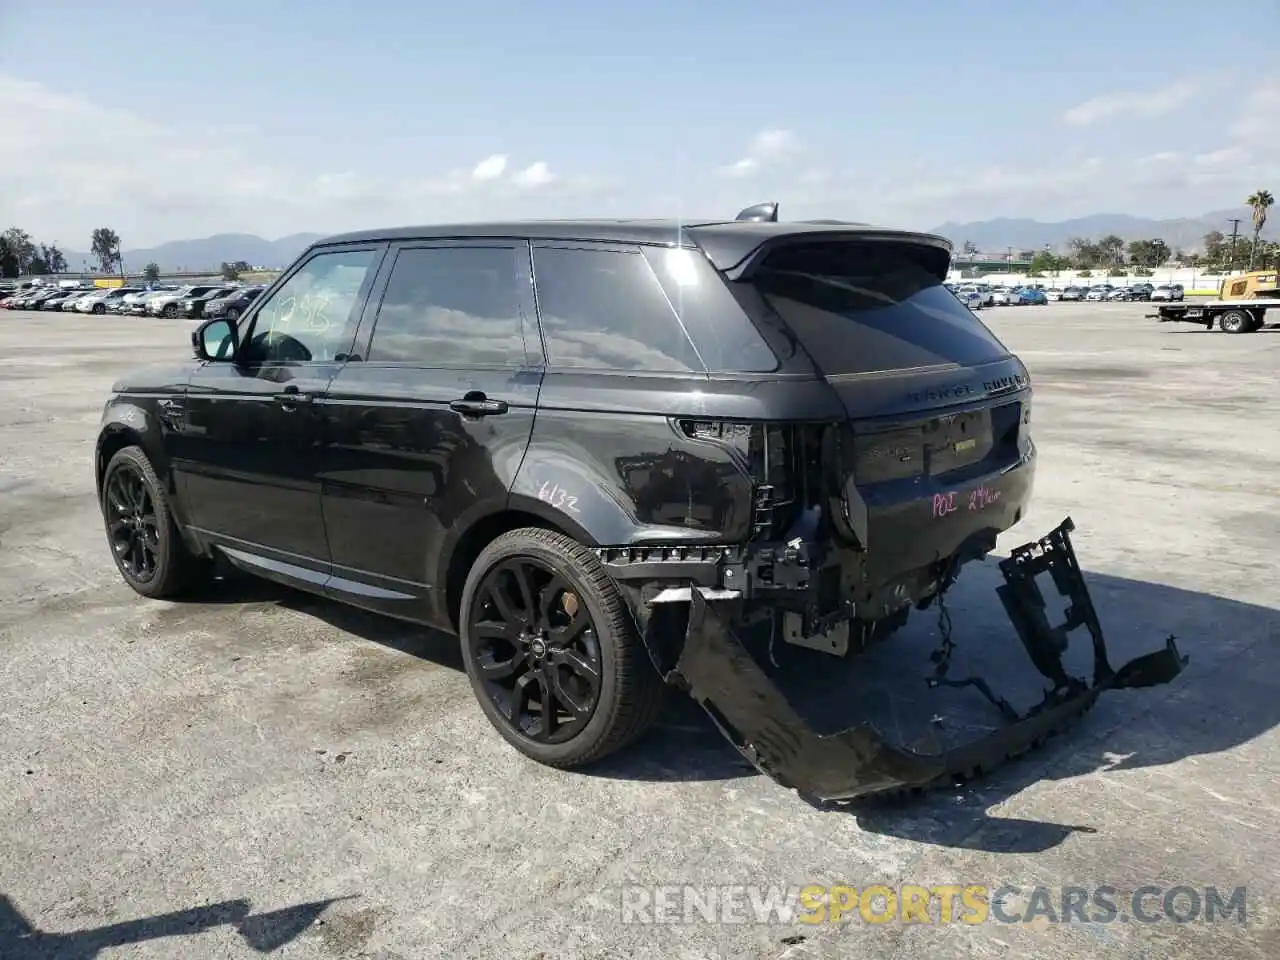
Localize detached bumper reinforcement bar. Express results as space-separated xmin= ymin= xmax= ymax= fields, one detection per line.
xmin=667 ymin=517 xmax=1188 ymax=804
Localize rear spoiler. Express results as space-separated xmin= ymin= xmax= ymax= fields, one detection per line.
xmin=692 ymin=201 xmax=954 ymax=280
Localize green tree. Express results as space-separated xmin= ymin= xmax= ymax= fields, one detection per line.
xmin=220 ymin=261 xmax=240 ymax=281
xmin=1097 ymin=234 xmax=1125 ymax=267
xmin=1067 ymin=236 xmax=1101 ymax=269
xmin=1126 ymin=238 xmax=1170 ymax=269
xmin=39 ymin=243 xmax=68 ymax=273
xmin=1027 ymin=250 xmax=1070 ymax=276
xmin=0 ymin=235 xmax=15 ymax=278
xmin=1202 ymin=230 xmax=1226 ymax=267
xmin=1246 ymin=189 xmax=1274 ymax=269
xmin=90 ymin=227 xmax=122 ymax=273
xmin=143 ymin=262 xmax=161 ymax=281
xmin=2 ymin=227 xmax=35 ymax=274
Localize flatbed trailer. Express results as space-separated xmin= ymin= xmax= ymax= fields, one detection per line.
xmin=1150 ymin=297 xmax=1279 ymax=333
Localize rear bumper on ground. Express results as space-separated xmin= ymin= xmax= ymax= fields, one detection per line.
xmin=660 ymin=517 xmax=1187 ymax=803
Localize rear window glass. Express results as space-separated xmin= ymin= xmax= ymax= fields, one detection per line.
xmin=532 ymin=245 xmax=705 ymax=373
xmin=744 ymin=241 xmax=1011 ymax=375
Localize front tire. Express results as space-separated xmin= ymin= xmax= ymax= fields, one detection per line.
xmin=92 ymin=303 xmax=105 ymax=314
xmin=162 ymin=303 xmax=178 ymax=318
xmin=459 ymin=527 xmax=665 ymax=769
xmin=101 ymin=445 xmax=205 ymax=598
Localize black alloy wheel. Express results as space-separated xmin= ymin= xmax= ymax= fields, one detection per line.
xmin=100 ymin=445 xmax=206 ymax=598
xmin=104 ymin=461 xmax=161 ymax=584
xmin=459 ymin=527 xmax=664 ymax=767
xmin=468 ymin=556 xmax=603 ymax=744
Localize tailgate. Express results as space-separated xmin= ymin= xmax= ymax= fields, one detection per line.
xmin=729 ymin=235 xmax=1036 ymax=585
xmin=838 ymin=386 xmax=1034 ymax=585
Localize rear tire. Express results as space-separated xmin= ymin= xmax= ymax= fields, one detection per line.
xmin=101 ymin=445 xmax=206 ymax=599
xmin=162 ymin=303 xmax=178 ymax=318
xmin=92 ymin=303 xmax=105 ymax=314
xmin=1219 ymin=310 xmax=1252 ymax=334
xmin=459 ymin=527 xmax=665 ymax=769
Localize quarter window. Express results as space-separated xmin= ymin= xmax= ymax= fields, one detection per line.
xmin=532 ymin=246 xmax=705 ymax=373
xmin=367 ymin=246 xmax=526 ymax=367
xmin=242 ymin=248 xmax=377 ymax=364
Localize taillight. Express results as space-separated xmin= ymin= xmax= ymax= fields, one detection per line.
xmin=679 ymin=420 xmax=810 ymax=539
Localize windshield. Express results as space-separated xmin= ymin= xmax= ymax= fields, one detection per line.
xmin=745 ymin=240 xmax=1011 ymax=375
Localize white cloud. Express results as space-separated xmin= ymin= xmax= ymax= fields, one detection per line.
xmin=1061 ymin=77 xmax=1207 ymax=126
xmin=702 ymin=74 xmax=1280 ymax=227
xmin=718 ymin=128 xmax=802 ymax=177
xmin=471 ymin=154 xmax=508 ymax=181
xmin=721 ymin=157 xmax=758 ymax=178
xmin=511 ymin=161 xmax=554 ymax=188
xmin=0 ymin=74 xmax=601 ymax=247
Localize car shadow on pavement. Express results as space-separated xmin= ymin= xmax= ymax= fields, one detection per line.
xmin=0 ymin=892 xmax=351 ymax=959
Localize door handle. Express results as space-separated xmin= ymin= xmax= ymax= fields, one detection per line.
xmin=449 ymin=395 xmax=508 ymax=417
xmin=274 ymin=389 xmax=315 ymax=408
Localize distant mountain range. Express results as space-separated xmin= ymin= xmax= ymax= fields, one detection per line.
xmin=59 ymin=233 xmax=325 ymax=273
xmin=928 ymin=210 xmax=1276 ymax=255
xmin=49 ymin=209 xmax=1277 ymax=272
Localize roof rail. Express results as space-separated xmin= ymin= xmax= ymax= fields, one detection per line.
xmin=735 ymin=201 xmax=779 ymax=223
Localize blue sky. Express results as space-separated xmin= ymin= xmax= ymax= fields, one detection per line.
xmin=2 ymin=0 xmax=1276 ymax=247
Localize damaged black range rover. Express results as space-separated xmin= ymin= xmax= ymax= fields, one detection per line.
xmin=96 ymin=203 xmax=1185 ymax=802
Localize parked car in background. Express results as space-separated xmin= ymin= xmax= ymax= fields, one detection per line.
xmin=75 ymin=287 xmax=145 ymax=314
xmin=146 ymin=284 xmax=227 ymax=318
xmin=1150 ymin=283 xmax=1184 ymax=302
xmin=124 ymin=291 xmax=170 ymax=316
xmin=1084 ymin=285 xmax=1113 ymax=302
xmin=1044 ymin=288 xmax=1064 ymax=301
xmin=39 ymin=289 xmax=87 ymax=311
xmin=1060 ymin=286 xmax=1085 ymax=301
xmin=110 ymin=290 xmax=156 ymax=315
xmin=953 ymin=288 xmax=984 ymax=310
xmin=1127 ymin=282 xmax=1155 ymax=301
xmin=179 ymin=286 xmax=239 ymax=319
xmin=204 ymin=285 xmax=265 ymax=321
xmin=990 ymin=287 xmax=1013 ymax=306
xmin=1014 ymin=287 xmax=1048 ymax=305
xmin=26 ymin=288 xmax=66 ymax=310
xmin=1105 ymin=287 xmax=1133 ymax=301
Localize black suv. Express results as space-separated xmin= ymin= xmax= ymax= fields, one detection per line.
xmin=96 ymin=206 xmax=1036 ymax=775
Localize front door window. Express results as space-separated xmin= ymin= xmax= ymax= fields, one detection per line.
xmin=240 ymin=248 xmax=378 ymax=364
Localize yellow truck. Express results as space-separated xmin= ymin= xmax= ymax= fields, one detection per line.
xmin=1150 ymin=270 xmax=1279 ymax=333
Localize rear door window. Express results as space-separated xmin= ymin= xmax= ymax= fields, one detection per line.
xmin=365 ymin=245 xmax=526 ymax=367
xmin=531 ymin=244 xmax=706 ymax=374
xmin=743 ymin=241 xmax=1011 ymax=375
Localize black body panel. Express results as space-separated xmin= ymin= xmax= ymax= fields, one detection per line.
xmin=96 ymin=217 xmax=1033 ymax=637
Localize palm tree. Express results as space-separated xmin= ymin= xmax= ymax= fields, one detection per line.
xmin=1246 ymin=189 xmax=1274 ymax=269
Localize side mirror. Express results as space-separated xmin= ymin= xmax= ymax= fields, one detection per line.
xmin=193 ymin=317 xmax=237 ymax=362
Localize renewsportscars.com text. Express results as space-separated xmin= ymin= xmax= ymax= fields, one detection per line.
xmin=618 ymin=884 xmax=1249 ymax=926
